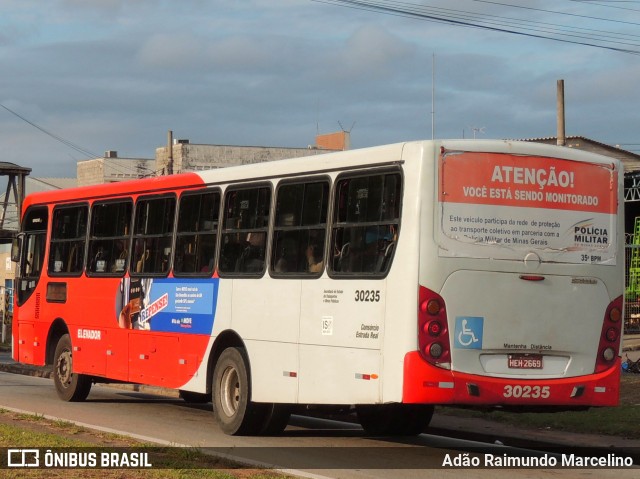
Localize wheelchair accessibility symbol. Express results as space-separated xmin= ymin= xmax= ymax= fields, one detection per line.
xmin=454 ymin=316 xmax=483 ymax=349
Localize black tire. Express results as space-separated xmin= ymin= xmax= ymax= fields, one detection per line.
xmin=257 ymin=403 xmax=291 ymax=436
xmin=179 ymin=390 xmax=211 ymax=403
xmin=53 ymin=333 xmax=92 ymax=402
xmin=212 ymin=347 xmax=264 ymax=435
xmin=357 ymin=404 xmax=434 ymax=436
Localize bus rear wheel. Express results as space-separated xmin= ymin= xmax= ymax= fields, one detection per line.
xmin=356 ymin=404 xmax=434 ymax=436
xmin=212 ymin=347 xmax=263 ymax=435
xmin=53 ymin=334 xmax=92 ymax=402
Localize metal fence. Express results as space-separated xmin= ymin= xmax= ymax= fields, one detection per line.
xmin=625 ymin=234 xmax=640 ymax=334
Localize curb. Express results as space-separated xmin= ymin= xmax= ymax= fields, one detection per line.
xmin=0 ymin=362 xmax=52 ymax=379
xmin=0 ymin=362 xmax=179 ymax=397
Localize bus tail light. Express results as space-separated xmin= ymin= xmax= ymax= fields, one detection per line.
xmin=594 ymin=295 xmax=623 ymax=373
xmin=418 ymin=286 xmax=451 ymax=369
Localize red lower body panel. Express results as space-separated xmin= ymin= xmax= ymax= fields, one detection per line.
xmin=403 ymin=351 xmax=620 ymax=407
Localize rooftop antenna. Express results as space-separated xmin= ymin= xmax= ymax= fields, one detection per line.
xmin=471 ymin=126 xmax=486 ymax=139
xmin=432 ymin=53 xmax=435 ymax=140
xmin=338 ymin=120 xmax=356 ymax=133
xmin=337 ymin=121 xmax=355 ymax=150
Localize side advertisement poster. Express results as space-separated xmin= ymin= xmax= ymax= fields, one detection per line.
xmin=438 ymin=151 xmax=618 ymax=265
xmin=116 ymin=277 xmax=218 ymax=333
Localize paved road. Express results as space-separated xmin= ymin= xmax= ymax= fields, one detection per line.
xmin=1 ymin=371 xmax=638 ymax=478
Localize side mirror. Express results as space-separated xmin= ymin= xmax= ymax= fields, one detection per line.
xmin=11 ymin=235 xmax=22 ymax=263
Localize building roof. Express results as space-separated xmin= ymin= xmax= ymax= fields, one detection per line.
xmin=520 ymin=135 xmax=640 ymax=173
xmin=0 ymin=161 xmax=32 ymax=175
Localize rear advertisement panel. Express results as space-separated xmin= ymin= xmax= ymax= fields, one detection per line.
xmin=438 ymin=150 xmax=618 ymax=265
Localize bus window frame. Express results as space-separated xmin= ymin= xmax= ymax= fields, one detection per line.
xmin=173 ymin=187 xmax=222 ymax=278
xmin=130 ymin=193 xmax=177 ymax=278
xmin=48 ymin=202 xmax=89 ymax=278
xmin=218 ymin=182 xmax=272 ymax=278
xmin=269 ymin=175 xmax=331 ymax=279
xmin=327 ymin=167 xmax=403 ymax=280
xmin=86 ymin=198 xmax=134 ymax=278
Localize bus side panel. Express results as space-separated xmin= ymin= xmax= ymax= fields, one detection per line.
xmin=246 ymin=341 xmax=299 ymax=403
xmin=73 ymin=327 xmax=107 ymax=377
xmin=298 ymin=279 xmax=384 ymax=404
xmin=106 ymin=328 xmax=129 ymax=380
xmin=16 ymin=321 xmax=35 ymax=365
xmin=72 ymin=278 xmax=123 ymax=379
xmin=379 ymin=142 xmax=429 ymax=404
xmin=233 ymin=278 xmax=300 ymax=403
xmin=128 ymin=332 xmax=179 ymax=386
xmin=298 ymin=345 xmax=381 ymax=404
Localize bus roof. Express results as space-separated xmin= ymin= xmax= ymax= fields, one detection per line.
xmin=22 ymin=139 xmax=619 ymax=209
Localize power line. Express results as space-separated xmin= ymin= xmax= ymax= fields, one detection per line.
xmin=0 ymin=103 xmax=157 ymax=178
xmin=566 ymin=1 xmax=640 ymax=14
xmin=467 ymin=0 xmax=640 ymax=26
xmin=313 ymin=0 xmax=640 ymax=54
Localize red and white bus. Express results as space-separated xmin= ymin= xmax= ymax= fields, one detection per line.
xmin=12 ymin=140 xmax=624 ymax=436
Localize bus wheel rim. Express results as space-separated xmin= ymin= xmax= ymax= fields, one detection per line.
xmin=56 ymin=349 xmax=72 ymax=386
xmin=220 ymin=366 xmax=240 ymax=418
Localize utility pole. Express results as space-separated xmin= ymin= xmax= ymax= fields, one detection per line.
xmin=167 ymin=130 xmax=174 ymax=175
xmin=557 ymin=79 xmax=566 ymax=146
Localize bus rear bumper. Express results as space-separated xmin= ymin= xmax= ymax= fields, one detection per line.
xmin=402 ymin=351 xmax=620 ymax=407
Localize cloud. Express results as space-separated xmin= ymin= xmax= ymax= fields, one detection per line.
xmin=138 ymin=33 xmax=204 ymax=68
xmin=0 ymin=0 xmax=638 ymax=177
xmin=323 ymin=25 xmax=415 ymax=80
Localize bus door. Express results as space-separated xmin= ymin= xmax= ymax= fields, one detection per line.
xmin=13 ymin=206 xmax=48 ymax=364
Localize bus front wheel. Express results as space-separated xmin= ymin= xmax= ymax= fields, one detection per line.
xmin=356 ymin=404 xmax=434 ymax=436
xmin=53 ymin=334 xmax=92 ymax=402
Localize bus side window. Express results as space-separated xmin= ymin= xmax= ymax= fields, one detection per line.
xmin=88 ymin=201 xmax=132 ymax=275
xmin=174 ymin=189 xmax=220 ymax=276
xmin=330 ymin=172 xmax=401 ymax=276
xmin=132 ymin=196 xmax=175 ymax=276
xmin=48 ymin=204 xmax=88 ymax=276
xmin=271 ymin=180 xmax=328 ymax=276
xmin=219 ymin=185 xmax=271 ymax=276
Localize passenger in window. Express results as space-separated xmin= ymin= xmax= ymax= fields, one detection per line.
xmin=236 ymin=232 xmax=264 ymax=273
xmin=134 ymin=239 xmax=149 ymax=273
xmin=306 ymin=244 xmax=323 ymax=273
xmin=274 ymin=238 xmax=297 ymax=273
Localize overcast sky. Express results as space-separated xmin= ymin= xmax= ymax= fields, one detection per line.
xmin=0 ymin=0 xmax=638 ymax=177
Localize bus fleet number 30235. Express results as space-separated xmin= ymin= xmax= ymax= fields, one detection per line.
xmin=503 ymin=385 xmax=551 ymax=399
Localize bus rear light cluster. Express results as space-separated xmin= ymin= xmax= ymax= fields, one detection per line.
xmin=595 ymin=295 xmax=623 ymax=373
xmin=418 ymin=286 xmax=451 ymax=368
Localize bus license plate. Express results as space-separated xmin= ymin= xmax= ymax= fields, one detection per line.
xmin=508 ymin=354 xmax=543 ymax=369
